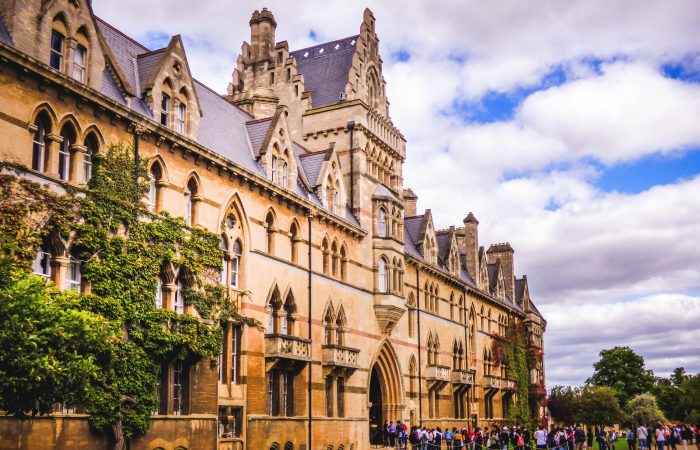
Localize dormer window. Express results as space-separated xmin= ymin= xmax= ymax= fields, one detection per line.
xmin=271 ymin=156 xmax=277 ymax=183
xmin=175 ymin=103 xmax=186 ymax=133
xmin=72 ymin=45 xmax=87 ymax=82
xmin=50 ymin=30 xmax=65 ymax=70
xmin=160 ymin=94 xmax=170 ymax=127
xmin=278 ymin=160 xmax=288 ymax=188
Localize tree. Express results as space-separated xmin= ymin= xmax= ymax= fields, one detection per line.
xmin=625 ymin=393 xmax=666 ymax=426
xmin=0 ymin=272 xmax=112 ymax=416
xmin=677 ymin=374 xmax=700 ymax=423
xmin=0 ymin=145 xmax=257 ymax=450
xmin=670 ymin=367 xmax=688 ymax=387
xmin=573 ymin=386 xmax=624 ymax=426
xmin=587 ymin=346 xmax=654 ymax=406
xmin=548 ymin=385 xmax=578 ymax=424
xmin=653 ymin=377 xmax=682 ymax=420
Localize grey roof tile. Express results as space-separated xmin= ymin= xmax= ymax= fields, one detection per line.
xmin=245 ymin=118 xmax=272 ymax=157
xmin=137 ymin=49 xmax=165 ymax=92
xmin=290 ymin=35 xmax=358 ymax=108
xmin=100 ymin=67 xmax=126 ymax=105
xmin=95 ymin=17 xmax=147 ymax=93
xmin=298 ymin=150 xmax=328 ymax=187
xmin=194 ymin=81 xmax=260 ymax=174
xmin=372 ymin=183 xmax=398 ymax=201
xmin=0 ymin=16 xmax=12 ymax=45
xmin=436 ymin=231 xmax=451 ymax=262
xmin=404 ymin=215 xmax=426 ymax=259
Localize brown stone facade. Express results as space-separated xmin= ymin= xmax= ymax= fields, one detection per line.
xmin=0 ymin=2 xmax=547 ymax=450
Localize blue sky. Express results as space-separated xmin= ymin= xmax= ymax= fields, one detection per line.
xmin=93 ymin=0 xmax=700 ymax=387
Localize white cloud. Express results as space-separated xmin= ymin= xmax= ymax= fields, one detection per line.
xmin=91 ymin=0 xmax=700 ymax=386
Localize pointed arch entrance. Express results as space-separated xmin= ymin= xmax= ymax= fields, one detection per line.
xmin=368 ymin=341 xmax=403 ymax=445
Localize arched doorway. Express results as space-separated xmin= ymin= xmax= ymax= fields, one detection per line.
xmin=367 ymin=341 xmax=403 ymax=445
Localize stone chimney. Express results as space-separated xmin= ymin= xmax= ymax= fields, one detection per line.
xmin=403 ymin=188 xmax=418 ymax=216
xmin=463 ymin=212 xmax=479 ymax=281
xmin=249 ymin=8 xmax=277 ymax=63
xmin=486 ymin=242 xmax=515 ymax=301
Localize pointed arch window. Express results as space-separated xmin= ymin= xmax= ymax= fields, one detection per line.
xmin=281 ymin=292 xmax=296 ymax=336
xmin=264 ymin=211 xmax=276 ymax=255
xmin=377 ymin=257 xmax=388 ymax=293
xmin=50 ymin=30 xmax=65 ymax=70
xmin=155 ymin=277 xmax=163 ymax=309
xmin=161 ymin=93 xmax=170 ymax=127
xmin=321 ymin=238 xmax=330 ymax=275
xmin=231 ymin=239 xmax=242 ymax=288
xmin=323 ymin=306 xmax=335 ymax=345
xmin=339 ymin=245 xmax=347 ymax=281
xmin=58 ymin=124 xmax=76 ymax=181
xmin=148 ymin=162 xmax=164 ymax=213
xmin=175 ymin=103 xmax=186 ymax=133
xmin=83 ymin=133 xmax=99 ymax=183
xmin=72 ymin=44 xmax=87 ymax=82
xmin=174 ymin=278 xmax=184 ymax=314
xmin=65 ymin=252 xmax=81 ymax=292
xmin=33 ymin=241 xmax=52 ymax=279
xmin=32 ymin=112 xmax=51 ymax=172
xmin=335 ymin=307 xmax=346 ymax=346
xmin=270 ymin=156 xmax=277 ymax=183
xmin=184 ymin=178 xmax=199 ymax=227
xmin=290 ymin=222 xmax=299 ymax=264
xmin=279 ymin=159 xmax=288 ymax=188
xmin=377 ymin=207 xmax=387 ymax=237
xmin=331 ymin=241 xmax=339 ymax=278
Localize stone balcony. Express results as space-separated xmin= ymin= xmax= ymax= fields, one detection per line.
xmin=321 ymin=344 xmax=360 ymax=371
xmin=483 ymin=375 xmax=502 ymax=389
xmin=452 ymin=369 xmax=476 ymax=385
xmin=425 ymin=364 xmax=451 ymax=390
xmin=264 ymin=334 xmax=311 ymax=371
xmin=503 ymin=378 xmax=516 ymax=390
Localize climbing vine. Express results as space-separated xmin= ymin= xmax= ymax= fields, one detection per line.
xmin=491 ymin=319 xmax=535 ymax=427
xmin=0 ymin=143 xmax=257 ymax=448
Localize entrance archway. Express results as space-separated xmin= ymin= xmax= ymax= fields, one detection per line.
xmin=367 ymin=341 xmax=403 ymax=444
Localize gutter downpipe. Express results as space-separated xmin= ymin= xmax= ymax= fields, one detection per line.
xmin=416 ymin=266 xmax=423 ymax=424
xmin=347 ymin=121 xmax=355 ymax=213
xmin=307 ymin=212 xmax=313 ymax=450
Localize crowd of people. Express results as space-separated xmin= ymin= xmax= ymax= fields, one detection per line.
xmin=371 ymin=421 xmax=700 ymax=450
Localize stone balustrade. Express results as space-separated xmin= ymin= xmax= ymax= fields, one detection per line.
xmin=264 ymin=334 xmax=311 ymax=362
xmin=425 ymin=364 xmax=451 ymax=382
xmin=321 ymin=344 xmax=360 ymax=369
xmin=483 ymin=375 xmax=501 ymax=389
xmin=452 ymin=369 xmax=476 ymax=385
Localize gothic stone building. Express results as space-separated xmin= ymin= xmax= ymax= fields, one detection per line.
xmin=0 ymin=2 xmax=547 ymax=449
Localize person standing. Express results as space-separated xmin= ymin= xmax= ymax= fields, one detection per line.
xmin=534 ymin=425 xmax=547 ymax=450
xmin=586 ymin=428 xmax=593 ymax=450
xmin=501 ymin=427 xmax=510 ymax=450
xmin=597 ymin=427 xmax=608 ymax=450
xmin=627 ymin=426 xmax=637 ymax=450
xmin=575 ymin=425 xmax=586 ymax=450
xmin=682 ymin=425 xmax=694 ymax=450
xmin=657 ymin=425 xmax=667 ymax=450
xmin=638 ymin=425 xmax=650 ymax=450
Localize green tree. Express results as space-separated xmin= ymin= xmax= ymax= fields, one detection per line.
xmin=548 ymin=385 xmax=578 ymax=424
xmin=653 ymin=377 xmax=682 ymax=420
xmin=573 ymin=386 xmax=625 ymax=426
xmin=670 ymin=367 xmax=688 ymax=387
xmin=677 ymin=374 xmax=700 ymax=423
xmin=587 ymin=346 xmax=654 ymax=405
xmin=0 ymin=273 xmax=112 ymax=416
xmin=0 ymin=144 xmax=257 ymax=450
xmin=625 ymin=393 xmax=666 ymax=426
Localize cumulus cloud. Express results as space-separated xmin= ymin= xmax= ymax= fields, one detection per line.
xmin=91 ymin=0 xmax=700 ymax=386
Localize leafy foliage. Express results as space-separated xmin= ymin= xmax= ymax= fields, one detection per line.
xmin=625 ymin=393 xmax=666 ymax=426
xmin=573 ymin=385 xmax=624 ymax=426
xmin=587 ymin=346 xmax=655 ymax=406
xmin=548 ymin=385 xmax=579 ymax=424
xmin=0 ymin=144 xmax=257 ymax=445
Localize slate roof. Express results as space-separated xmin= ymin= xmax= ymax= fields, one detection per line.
xmin=515 ymin=278 xmax=525 ymax=306
xmin=290 ymin=35 xmax=358 ymax=108
xmin=404 ymin=215 xmax=425 ymax=259
xmin=0 ymin=16 xmax=13 ymax=45
xmin=298 ymin=150 xmax=328 ymax=187
xmin=436 ymin=231 xmax=451 ymax=263
xmin=136 ymin=49 xmax=165 ymax=91
xmin=487 ymin=263 xmax=499 ymax=291
xmin=372 ymin=183 xmax=399 ymax=201
xmin=245 ymin=118 xmax=272 ymax=157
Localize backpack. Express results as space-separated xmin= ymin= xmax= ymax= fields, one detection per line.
xmin=446 ymin=431 xmax=454 ymax=440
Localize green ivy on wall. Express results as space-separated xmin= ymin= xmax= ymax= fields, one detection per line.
xmin=0 ymin=143 xmax=257 ymax=448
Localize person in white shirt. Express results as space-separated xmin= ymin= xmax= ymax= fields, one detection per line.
xmin=638 ymin=425 xmax=649 ymax=450
xmin=535 ymin=425 xmax=548 ymax=450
